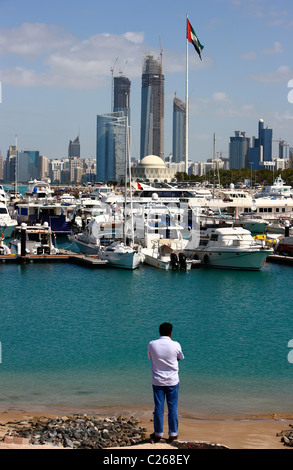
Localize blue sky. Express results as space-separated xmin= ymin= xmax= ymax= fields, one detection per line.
xmin=0 ymin=0 xmax=292 ymax=163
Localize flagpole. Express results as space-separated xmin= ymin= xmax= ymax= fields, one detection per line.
xmin=185 ymin=14 xmax=189 ymax=175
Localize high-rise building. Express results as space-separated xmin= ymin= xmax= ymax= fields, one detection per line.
xmin=68 ymin=135 xmax=80 ymax=158
xmin=113 ymin=76 xmax=131 ymax=116
xmin=249 ymin=119 xmax=273 ymax=170
xmin=229 ymin=131 xmax=250 ymax=169
xmin=18 ymin=150 xmax=39 ymax=181
xmin=96 ymin=111 xmax=127 ymax=183
xmin=172 ymin=95 xmax=186 ymax=163
xmin=140 ymin=52 xmax=164 ymax=160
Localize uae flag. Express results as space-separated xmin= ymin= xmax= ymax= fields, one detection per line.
xmin=186 ymin=18 xmax=204 ymax=60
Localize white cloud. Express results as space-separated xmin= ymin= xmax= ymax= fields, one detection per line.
xmin=241 ymin=41 xmax=283 ymax=61
xmin=212 ymin=92 xmax=230 ymax=102
xmin=190 ymin=91 xmax=256 ymax=120
xmin=123 ymin=32 xmax=144 ymax=44
xmin=0 ymin=23 xmax=74 ymax=57
xmin=0 ymin=23 xmax=148 ymax=89
xmin=251 ymin=65 xmax=293 ymax=83
xmin=261 ymin=41 xmax=283 ymax=55
xmin=0 ymin=22 xmax=213 ymax=89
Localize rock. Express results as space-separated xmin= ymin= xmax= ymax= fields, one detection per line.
xmin=2 ymin=414 xmax=146 ymax=449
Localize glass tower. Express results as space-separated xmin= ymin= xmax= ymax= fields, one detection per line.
xmin=140 ymin=52 xmax=164 ymax=160
xmin=172 ymin=96 xmax=186 ymax=163
xmin=229 ymin=131 xmax=250 ymax=169
xmin=96 ymin=112 xmax=127 ymax=183
xmin=68 ymin=136 xmax=80 ymax=158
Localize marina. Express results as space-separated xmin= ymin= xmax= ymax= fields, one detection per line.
xmin=0 ymin=251 xmax=293 ymax=418
xmin=1 ymin=181 xmax=293 ymax=419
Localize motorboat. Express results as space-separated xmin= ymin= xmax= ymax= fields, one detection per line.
xmin=99 ymin=242 xmax=142 ymax=270
xmin=140 ymin=204 xmax=198 ymax=270
xmin=71 ymin=214 xmax=141 ymax=269
xmin=274 ymin=236 xmax=293 ymax=256
xmin=0 ymin=185 xmax=8 ymax=203
xmin=16 ymin=201 xmax=75 ymax=235
xmin=254 ymin=176 xmax=293 ymax=199
xmin=0 ymin=201 xmax=17 ymax=238
xmin=10 ymin=222 xmax=59 ymax=256
xmin=0 ymin=238 xmax=11 ymax=255
xmin=71 ymin=214 xmax=123 ymax=254
xmin=184 ymin=226 xmax=273 ymax=270
xmin=141 ymin=233 xmax=195 ymax=270
xmin=24 ymin=180 xmax=55 ymax=202
xmin=237 ymin=212 xmax=269 ymax=233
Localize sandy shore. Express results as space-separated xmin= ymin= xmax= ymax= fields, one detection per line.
xmin=0 ymin=407 xmax=292 ymax=450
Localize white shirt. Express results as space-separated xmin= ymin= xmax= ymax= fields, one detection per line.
xmin=148 ymin=336 xmax=184 ymax=386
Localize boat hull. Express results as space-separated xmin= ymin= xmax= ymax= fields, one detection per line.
xmin=0 ymin=221 xmax=17 ymax=238
xmin=241 ymin=222 xmax=268 ymax=233
xmin=142 ymin=249 xmax=193 ymax=271
xmin=99 ymin=250 xmax=141 ymax=269
xmin=190 ymin=249 xmax=272 ymax=270
xmin=72 ymin=238 xmax=99 ymax=255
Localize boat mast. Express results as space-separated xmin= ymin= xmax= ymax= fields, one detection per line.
xmin=185 ymin=14 xmax=189 ymax=175
xmin=15 ymin=135 xmax=18 ymax=196
xmin=126 ymin=93 xmax=134 ymax=246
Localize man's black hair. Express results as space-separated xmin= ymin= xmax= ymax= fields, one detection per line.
xmin=159 ymin=323 xmax=173 ymax=336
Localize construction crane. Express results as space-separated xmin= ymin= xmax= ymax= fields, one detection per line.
xmin=119 ymin=61 xmax=128 ymax=76
xmin=110 ymin=57 xmax=118 ymax=112
xmin=273 ymin=139 xmax=289 ymax=158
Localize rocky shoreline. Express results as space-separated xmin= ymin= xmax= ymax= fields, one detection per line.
xmin=1 ymin=413 xmax=230 ymax=449
xmin=2 ymin=414 xmax=148 ymax=449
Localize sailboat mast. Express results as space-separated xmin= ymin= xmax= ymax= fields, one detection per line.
xmin=185 ymin=14 xmax=189 ymax=175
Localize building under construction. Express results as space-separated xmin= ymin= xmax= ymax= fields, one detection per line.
xmin=113 ymin=76 xmax=131 ymax=116
xmin=140 ymin=52 xmax=164 ymax=160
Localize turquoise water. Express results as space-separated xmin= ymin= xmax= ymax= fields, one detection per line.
xmin=1 ymin=243 xmax=293 ymax=417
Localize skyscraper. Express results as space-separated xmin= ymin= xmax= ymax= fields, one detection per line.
xmin=249 ymin=119 xmax=273 ymax=170
xmin=140 ymin=52 xmax=164 ymax=160
xmin=68 ymin=135 xmax=80 ymax=159
xmin=113 ymin=76 xmax=131 ymax=116
xmin=96 ymin=111 xmax=127 ymax=183
xmin=172 ymin=95 xmax=186 ymax=163
xmin=229 ymin=131 xmax=250 ymax=169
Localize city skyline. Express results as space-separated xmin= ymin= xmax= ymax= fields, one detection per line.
xmin=0 ymin=0 xmax=292 ymax=163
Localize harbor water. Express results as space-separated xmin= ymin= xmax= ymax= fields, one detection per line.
xmin=1 ymin=240 xmax=293 ymax=418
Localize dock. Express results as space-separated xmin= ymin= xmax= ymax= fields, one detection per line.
xmin=267 ymin=254 xmax=293 ymax=266
xmin=0 ymin=249 xmax=108 ymax=268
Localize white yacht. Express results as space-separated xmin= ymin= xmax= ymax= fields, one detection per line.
xmin=141 ymin=232 xmax=195 ymax=270
xmin=16 ymin=201 xmax=74 ymax=235
xmin=99 ymin=242 xmax=142 ymax=270
xmin=10 ymin=222 xmax=59 ymax=256
xmin=24 ymin=180 xmax=55 ymax=202
xmin=71 ymin=214 xmax=141 ymax=269
xmin=184 ymin=226 xmax=273 ymax=270
xmin=254 ymin=176 xmax=293 ymax=199
xmin=237 ymin=212 xmax=269 ymax=233
xmin=0 ymin=201 xmax=17 ymax=238
xmin=71 ymin=214 xmax=124 ymax=255
xmin=140 ymin=204 xmax=197 ymax=270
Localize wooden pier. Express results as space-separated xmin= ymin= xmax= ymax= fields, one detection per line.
xmin=267 ymin=254 xmax=293 ymax=266
xmin=0 ymin=249 xmax=108 ymax=268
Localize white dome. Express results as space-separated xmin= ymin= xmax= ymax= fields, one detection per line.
xmin=140 ymin=155 xmax=166 ymax=167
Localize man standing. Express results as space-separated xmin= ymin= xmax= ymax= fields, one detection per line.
xmin=147 ymin=322 xmax=184 ymax=442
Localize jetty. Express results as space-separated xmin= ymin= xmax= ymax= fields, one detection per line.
xmin=0 ymin=249 xmax=108 ymax=268
xmin=267 ymin=254 xmax=293 ymax=266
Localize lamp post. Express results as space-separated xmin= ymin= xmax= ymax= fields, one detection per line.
xmin=249 ymin=161 xmax=253 ymax=188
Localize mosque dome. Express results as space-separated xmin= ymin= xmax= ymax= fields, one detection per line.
xmin=140 ymin=155 xmax=166 ymax=167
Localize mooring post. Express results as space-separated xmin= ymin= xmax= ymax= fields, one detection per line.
xmin=20 ymin=222 xmax=27 ymax=257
